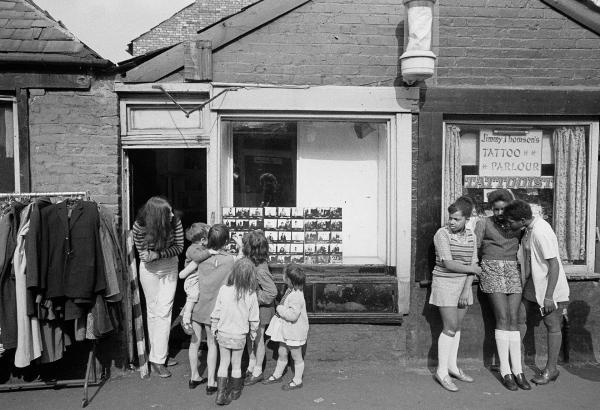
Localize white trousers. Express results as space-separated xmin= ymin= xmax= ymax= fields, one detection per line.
xmin=139 ymin=257 xmax=178 ymax=364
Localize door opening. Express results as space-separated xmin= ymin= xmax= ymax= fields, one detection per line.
xmin=128 ymin=148 xmax=207 ymax=229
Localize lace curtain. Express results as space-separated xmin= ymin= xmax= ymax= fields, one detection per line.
xmin=443 ymin=124 xmax=463 ymax=214
xmin=553 ymin=126 xmax=587 ymax=261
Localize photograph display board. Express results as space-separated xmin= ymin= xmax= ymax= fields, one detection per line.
xmin=223 ymin=207 xmax=343 ymax=264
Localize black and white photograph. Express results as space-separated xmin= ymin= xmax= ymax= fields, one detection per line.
xmin=317 ymin=231 xmax=331 ymax=242
xmin=3 ymin=1 xmax=597 ymax=408
xmin=223 ymin=207 xmax=236 ymax=217
xmin=264 ymin=219 xmax=278 ymax=230
xmin=264 ymin=207 xmax=278 ymax=217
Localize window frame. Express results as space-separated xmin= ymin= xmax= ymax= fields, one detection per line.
xmin=442 ymin=119 xmax=600 ymax=276
xmin=219 ymin=113 xmax=394 ymax=266
xmin=0 ymin=96 xmax=20 ymax=193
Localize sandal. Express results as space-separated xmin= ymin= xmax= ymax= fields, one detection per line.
xmin=262 ymin=374 xmax=283 ymax=385
xmin=282 ymin=380 xmax=303 ymax=391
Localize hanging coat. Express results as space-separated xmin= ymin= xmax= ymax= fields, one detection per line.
xmin=14 ymin=204 xmax=43 ymax=367
xmin=40 ymin=201 xmax=106 ymax=300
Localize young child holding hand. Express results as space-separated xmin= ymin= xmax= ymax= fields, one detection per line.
xmin=264 ymin=263 xmax=309 ymax=391
xmin=210 ymin=258 xmax=260 ymax=405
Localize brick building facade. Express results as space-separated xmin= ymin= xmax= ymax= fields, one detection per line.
xmin=128 ymin=0 xmax=257 ymax=57
xmin=118 ymin=0 xmax=600 ymax=367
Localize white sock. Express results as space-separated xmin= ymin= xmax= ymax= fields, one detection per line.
xmin=293 ymin=360 xmax=304 ymax=384
xmin=232 ymin=368 xmax=242 ymax=378
xmin=508 ymin=331 xmax=523 ymax=375
xmin=448 ymin=331 xmax=461 ymax=374
xmin=437 ymin=332 xmax=454 ymax=377
xmin=247 ymin=357 xmax=256 ymax=374
xmin=272 ymin=358 xmax=287 ymax=378
xmin=495 ymin=329 xmax=511 ymax=377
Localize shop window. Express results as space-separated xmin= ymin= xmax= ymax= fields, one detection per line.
xmin=223 ymin=119 xmax=388 ymax=265
xmin=443 ymin=121 xmax=598 ymax=275
xmin=0 ymin=99 xmax=17 ymax=193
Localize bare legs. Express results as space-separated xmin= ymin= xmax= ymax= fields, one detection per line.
xmin=217 ymin=346 xmax=244 ymax=378
xmin=271 ymin=343 xmax=304 ymax=386
xmin=247 ymin=326 xmax=266 ymax=377
xmin=205 ymin=325 xmax=218 ymax=387
xmin=188 ymin=322 xmax=204 ymax=381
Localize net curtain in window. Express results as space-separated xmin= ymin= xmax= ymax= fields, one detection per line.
xmin=443 ymin=124 xmax=463 ymax=215
xmin=553 ymin=126 xmax=587 ymax=262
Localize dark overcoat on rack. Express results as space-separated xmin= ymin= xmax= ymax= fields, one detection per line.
xmin=0 ymin=203 xmax=25 ymax=349
xmin=40 ymin=201 xmax=106 ymax=300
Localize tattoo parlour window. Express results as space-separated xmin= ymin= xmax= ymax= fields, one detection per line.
xmin=443 ymin=121 xmax=598 ymax=273
xmin=222 ymin=119 xmax=388 ymax=265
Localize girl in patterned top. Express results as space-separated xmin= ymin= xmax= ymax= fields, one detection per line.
xmin=133 ymin=196 xmax=184 ymax=378
xmin=430 ymin=196 xmax=481 ymax=392
xmin=474 ymin=189 xmax=530 ymax=391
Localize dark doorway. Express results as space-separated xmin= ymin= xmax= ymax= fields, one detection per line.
xmin=128 ymin=148 xmax=207 ymax=229
xmin=127 ymin=148 xmax=207 ymax=351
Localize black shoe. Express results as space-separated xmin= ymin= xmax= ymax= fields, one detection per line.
xmin=227 ymin=377 xmax=244 ymax=401
xmin=501 ymin=374 xmax=518 ymax=391
xmin=189 ymin=378 xmax=207 ymax=389
xmin=514 ymin=373 xmax=531 ymax=390
xmin=531 ymin=369 xmax=559 ymax=385
xmin=206 ymin=385 xmax=218 ymax=395
xmin=215 ymin=377 xmax=231 ymax=406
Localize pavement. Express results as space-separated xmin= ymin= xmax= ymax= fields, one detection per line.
xmin=2 ymin=350 xmax=599 ymax=410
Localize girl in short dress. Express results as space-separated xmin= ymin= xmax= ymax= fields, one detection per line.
xmin=430 ymin=196 xmax=481 ymax=392
xmin=474 ymin=189 xmax=530 ymax=391
xmin=264 ymin=264 xmax=309 ymax=390
xmin=210 ymin=258 xmax=259 ymax=405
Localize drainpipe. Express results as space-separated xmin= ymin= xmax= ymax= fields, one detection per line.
xmin=399 ymin=0 xmax=436 ymax=85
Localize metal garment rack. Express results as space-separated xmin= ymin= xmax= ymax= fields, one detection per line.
xmin=0 ymin=191 xmax=105 ymax=407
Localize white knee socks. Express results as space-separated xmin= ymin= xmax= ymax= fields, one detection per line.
xmin=448 ymin=331 xmax=461 ymax=374
xmin=508 ymin=331 xmax=523 ymax=375
xmin=437 ymin=332 xmax=454 ymax=377
xmin=495 ymin=329 xmax=511 ymax=376
xmin=272 ymin=358 xmax=287 ymax=378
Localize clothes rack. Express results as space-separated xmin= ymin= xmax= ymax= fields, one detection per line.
xmin=0 ymin=190 xmax=105 ymax=408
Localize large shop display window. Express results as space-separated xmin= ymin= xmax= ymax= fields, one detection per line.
xmin=222 ymin=119 xmax=388 ymax=265
xmin=443 ymin=121 xmax=598 ymax=275
xmin=0 ymin=99 xmax=17 ymax=192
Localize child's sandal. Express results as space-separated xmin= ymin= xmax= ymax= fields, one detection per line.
xmin=282 ymin=380 xmax=303 ymax=391
xmin=261 ymin=374 xmax=283 ymax=385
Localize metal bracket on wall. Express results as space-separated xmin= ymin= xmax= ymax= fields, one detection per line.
xmin=151 ymin=84 xmax=240 ymax=117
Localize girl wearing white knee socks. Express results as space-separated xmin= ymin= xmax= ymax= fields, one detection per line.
xmin=430 ymin=196 xmax=481 ymax=392
xmin=475 ymin=189 xmax=530 ymax=391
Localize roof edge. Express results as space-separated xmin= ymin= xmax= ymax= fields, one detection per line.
xmin=0 ymin=53 xmax=114 ymax=68
xmin=541 ymin=0 xmax=600 ymax=36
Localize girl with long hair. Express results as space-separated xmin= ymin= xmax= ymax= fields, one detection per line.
xmin=133 ymin=196 xmax=184 ymax=378
xmin=210 ymin=258 xmax=259 ymax=405
xmin=242 ymin=231 xmax=277 ymax=386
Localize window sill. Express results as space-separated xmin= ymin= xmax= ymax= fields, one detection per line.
xmin=566 ymin=272 xmax=600 ymax=281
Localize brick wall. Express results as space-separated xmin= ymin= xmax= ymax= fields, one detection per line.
xmin=28 ymin=77 xmax=120 ymax=213
xmin=437 ymin=0 xmax=600 ymax=86
xmin=131 ymin=0 xmax=257 ymax=56
xmin=212 ymin=0 xmax=406 ymax=86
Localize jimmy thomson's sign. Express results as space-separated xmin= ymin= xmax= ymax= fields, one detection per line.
xmin=479 ymin=129 xmax=543 ymax=177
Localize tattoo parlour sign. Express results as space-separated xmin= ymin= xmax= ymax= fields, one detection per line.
xmin=479 ymin=129 xmax=542 ymax=177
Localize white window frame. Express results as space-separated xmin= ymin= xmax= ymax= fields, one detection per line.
xmin=218 ymin=113 xmax=392 ymax=266
xmin=0 ymin=96 xmax=20 ymax=192
xmin=442 ymin=120 xmax=600 ymax=276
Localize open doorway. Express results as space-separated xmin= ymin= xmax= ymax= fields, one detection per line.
xmin=128 ymin=148 xmax=207 ymax=229
xmin=127 ymin=148 xmax=207 ymax=351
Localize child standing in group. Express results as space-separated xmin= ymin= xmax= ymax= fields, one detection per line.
xmin=264 ymin=264 xmax=309 ymax=391
xmin=178 ymin=222 xmax=213 ymax=388
xmin=430 ymin=196 xmax=481 ymax=392
xmin=242 ymin=231 xmax=278 ymax=386
xmin=210 ymin=258 xmax=260 ymax=406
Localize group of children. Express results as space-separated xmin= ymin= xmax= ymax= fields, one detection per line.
xmin=178 ymin=222 xmax=309 ymax=406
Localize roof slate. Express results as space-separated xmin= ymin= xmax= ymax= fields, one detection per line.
xmin=0 ymin=0 xmax=110 ymax=66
